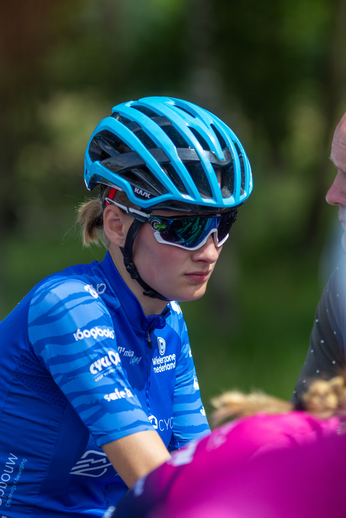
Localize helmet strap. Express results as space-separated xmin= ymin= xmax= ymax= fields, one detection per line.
xmin=120 ymin=219 xmax=171 ymax=302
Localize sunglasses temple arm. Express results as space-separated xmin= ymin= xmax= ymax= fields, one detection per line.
xmin=105 ymin=198 xmax=150 ymax=222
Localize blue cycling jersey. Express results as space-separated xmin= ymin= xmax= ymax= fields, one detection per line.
xmin=0 ymin=252 xmax=209 ymax=517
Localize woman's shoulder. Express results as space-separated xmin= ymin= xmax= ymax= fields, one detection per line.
xmin=29 ymin=261 xmax=112 ymax=314
xmin=165 ymin=301 xmax=189 ymax=341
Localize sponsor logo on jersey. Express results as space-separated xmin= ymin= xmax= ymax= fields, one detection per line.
xmin=118 ymin=346 xmax=142 ymax=365
xmin=70 ymin=450 xmax=113 ymax=478
xmin=104 ymin=387 xmax=134 ymax=402
xmin=158 ymin=337 xmax=166 ymax=356
xmin=73 ymin=326 xmax=115 ymax=341
xmin=148 ymin=414 xmax=173 ymax=432
xmin=152 ymin=353 xmax=176 ymax=374
xmin=84 ymin=284 xmax=99 ymax=298
xmin=90 ymin=350 xmax=121 ymax=376
xmin=0 ymin=454 xmax=27 ymax=509
xmin=96 ymin=283 xmax=107 ymax=294
xmin=148 ymin=415 xmax=158 ymax=429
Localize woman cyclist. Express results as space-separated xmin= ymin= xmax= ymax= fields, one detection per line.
xmin=0 ymin=96 xmax=252 ymax=517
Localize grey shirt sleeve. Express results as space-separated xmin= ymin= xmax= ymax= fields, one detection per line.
xmin=292 ymin=260 xmax=346 ymax=407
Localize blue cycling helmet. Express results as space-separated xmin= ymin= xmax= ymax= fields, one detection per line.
xmin=84 ymin=96 xmax=253 ymax=212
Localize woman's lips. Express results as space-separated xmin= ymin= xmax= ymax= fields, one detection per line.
xmin=185 ymin=271 xmax=211 ymax=282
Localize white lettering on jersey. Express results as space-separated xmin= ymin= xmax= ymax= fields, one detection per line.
xmin=73 ymin=327 xmax=115 ymax=341
xmin=117 ymin=347 xmax=142 ymax=365
xmin=152 ymin=353 xmax=176 ymax=374
xmin=0 ymin=454 xmax=27 ymax=509
xmin=104 ymin=387 xmax=134 ymax=402
xmin=90 ymin=351 xmax=121 ymax=375
xmin=84 ymin=284 xmax=99 ymax=298
xmin=148 ymin=415 xmax=173 ymax=432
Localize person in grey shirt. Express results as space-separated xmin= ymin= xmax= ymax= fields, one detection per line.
xmin=293 ymin=112 xmax=346 ymax=406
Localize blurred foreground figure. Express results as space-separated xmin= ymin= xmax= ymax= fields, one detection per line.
xmin=293 ymin=112 xmax=346 ymax=403
xmin=110 ymin=375 xmax=346 ymax=518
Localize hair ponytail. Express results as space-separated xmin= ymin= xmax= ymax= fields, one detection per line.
xmin=210 ymin=373 xmax=346 ymax=428
xmin=77 ymin=188 xmax=138 ymax=247
xmin=77 ymin=197 xmax=105 ymax=247
xmin=302 ymin=375 xmax=346 ymax=419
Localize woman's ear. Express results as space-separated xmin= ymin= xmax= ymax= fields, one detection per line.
xmin=103 ymin=205 xmax=130 ymax=247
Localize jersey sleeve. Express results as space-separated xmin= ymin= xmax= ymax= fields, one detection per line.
xmin=167 ymin=303 xmax=210 ymax=451
xmin=27 ymin=276 xmax=154 ymax=447
xmin=292 ymin=263 xmax=346 ymax=407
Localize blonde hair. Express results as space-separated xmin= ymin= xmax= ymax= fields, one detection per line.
xmin=210 ymin=373 xmax=346 ymax=428
xmin=77 ymin=188 xmax=137 ymax=247
xmin=77 ymin=198 xmax=105 ymax=247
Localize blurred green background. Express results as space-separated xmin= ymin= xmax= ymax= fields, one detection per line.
xmin=1 ymin=0 xmax=346 ymax=416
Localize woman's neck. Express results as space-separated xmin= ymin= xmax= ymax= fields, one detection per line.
xmin=108 ymin=245 xmax=168 ymax=317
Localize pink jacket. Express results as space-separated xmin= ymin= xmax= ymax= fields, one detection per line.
xmin=113 ymin=411 xmax=343 ymax=517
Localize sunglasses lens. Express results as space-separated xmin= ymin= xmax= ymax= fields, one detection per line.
xmin=154 ymin=217 xmax=208 ymax=248
xmin=151 ymin=211 xmax=237 ymax=249
xmin=217 ymin=211 xmax=237 ymax=243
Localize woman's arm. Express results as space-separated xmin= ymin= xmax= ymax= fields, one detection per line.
xmin=102 ymin=430 xmax=171 ymax=487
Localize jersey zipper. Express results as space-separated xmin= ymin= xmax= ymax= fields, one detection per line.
xmin=147 ymin=327 xmax=154 ymax=349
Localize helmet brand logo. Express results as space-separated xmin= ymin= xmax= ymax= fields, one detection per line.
xmin=134 ymin=187 xmax=151 ymax=199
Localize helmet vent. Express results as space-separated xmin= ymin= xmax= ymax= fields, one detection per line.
xmin=113 ymin=111 xmax=159 ymax=150
xmin=174 ymin=105 xmax=196 ymax=118
xmin=215 ymin=163 xmax=235 ymax=199
xmin=185 ymin=162 xmax=213 ymax=199
xmin=112 ymin=112 xmax=133 ymax=125
xmin=162 ymin=163 xmax=189 ymax=195
xmin=161 ymin=124 xmax=190 ymax=149
xmin=132 ymin=105 xmax=159 ymax=118
xmin=233 ymin=142 xmax=245 ymax=195
xmin=239 ymin=156 xmax=245 ymax=195
xmin=135 ymin=129 xmax=158 ymax=150
xmin=211 ymin=124 xmax=227 ymax=150
xmin=189 ymin=127 xmax=210 ymax=151
xmin=120 ymin=167 xmax=168 ymax=198
xmin=89 ymin=130 xmax=131 ymax=162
